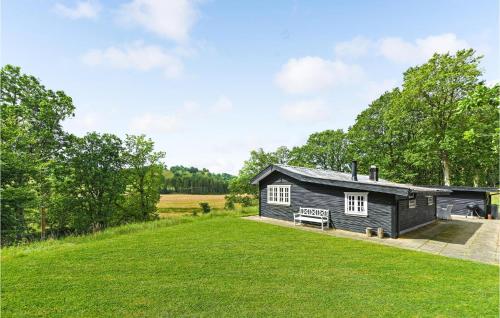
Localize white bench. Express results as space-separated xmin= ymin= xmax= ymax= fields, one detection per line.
xmin=294 ymin=207 xmax=329 ymax=230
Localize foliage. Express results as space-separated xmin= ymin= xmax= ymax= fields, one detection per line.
xmin=199 ymin=202 xmax=211 ymax=214
xmin=224 ymin=193 xmax=257 ymax=209
xmin=455 ymin=84 xmax=500 ymax=186
xmin=224 ymin=195 xmax=236 ymax=210
xmin=395 ymin=49 xmax=483 ymax=185
xmin=292 ymin=129 xmax=349 ymax=171
xmin=347 ymin=89 xmax=409 ymax=181
xmin=1 ymin=64 xmax=75 ymax=244
xmin=162 ymin=166 xmax=233 ymax=194
xmin=122 ymin=135 xmax=165 ymax=221
xmin=0 ymin=65 xmax=167 ymax=244
xmin=2 ymin=216 xmax=497 ymax=317
xmin=61 ymin=133 xmax=126 ymax=232
xmin=239 ymin=196 xmax=255 ymax=207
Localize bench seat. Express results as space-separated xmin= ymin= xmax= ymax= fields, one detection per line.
xmin=294 ymin=207 xmax=329 ymax=230
xmin=294 ymin=216 xmax=325 ymax=223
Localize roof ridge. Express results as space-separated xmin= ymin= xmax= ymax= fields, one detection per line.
xmin=275 ymin=164 xmax=448 ymax=191
xmin=276 ymin=163 xmax=355 ymax=176
xmin=252 ymin=164 xmax=451 ymax=194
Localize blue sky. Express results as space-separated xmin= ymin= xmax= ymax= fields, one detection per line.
xmin=3 ymin=0 xmax=498 ymax=174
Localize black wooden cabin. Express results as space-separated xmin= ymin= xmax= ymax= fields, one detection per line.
xmin=251 ymin=163 xmax=451 ymax=238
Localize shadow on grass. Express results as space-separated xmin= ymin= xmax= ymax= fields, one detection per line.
xmin=401 ymin=220 xmax=483 ymax=245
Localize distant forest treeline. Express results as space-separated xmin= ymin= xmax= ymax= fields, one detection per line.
xmin=161 ymin=166 xmax=233 ymax=194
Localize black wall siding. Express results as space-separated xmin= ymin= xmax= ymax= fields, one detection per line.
xmin=398 ymin=194 xmax=435 ymax=232
xmin=436 ymin=192 xmax=486 ymax=216
xmin=259 ymin=171 xmax=395 ymax=236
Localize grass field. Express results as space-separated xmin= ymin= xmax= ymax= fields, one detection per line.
xmin=157 ymin=194 xmax=227 ymax=216
xmin=2 ymin=213 xmax=498 ymax=317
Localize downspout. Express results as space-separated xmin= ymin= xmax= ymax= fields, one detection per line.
xmin=258 ymin=183 xmax=262 ymax=217
xmin=394 ymin=197 xmax=400 ymax=239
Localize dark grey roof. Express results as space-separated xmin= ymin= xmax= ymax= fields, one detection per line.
xmin=426 ymin=185 xmax=499 ymax=193
xmin=251 ymin=164 xmax=451 ymax=197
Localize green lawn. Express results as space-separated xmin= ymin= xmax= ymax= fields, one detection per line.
xmin=2 ymin=214 xmax=498 ymax=317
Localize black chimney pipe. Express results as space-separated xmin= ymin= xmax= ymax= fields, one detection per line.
xmin=369 ymin=165 xmax=379 ymax=181
xmin=351 ymin=161 xmax=358 ymax=181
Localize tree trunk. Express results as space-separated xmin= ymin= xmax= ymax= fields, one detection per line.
xmin=139 ymin=176 xmax=146 ymax=220
xmin=473 ymin=174 xmax=480 ymax=187
xmin=15 ymin=206 xmax=26 ymax=241
xmin=441 ymin=154 xmax=451 ymax=186
xmin=40 ymin=207 xmax=46 ymax=240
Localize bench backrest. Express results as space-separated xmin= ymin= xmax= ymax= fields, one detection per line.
xmin=299 ymin=207 xmax=329 ymax=218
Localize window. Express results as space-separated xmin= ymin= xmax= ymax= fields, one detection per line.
xmin=409 ymin=199 xmax=417 ymax=209
xmin=344 ymin=192 xmax=368 ymax=216
xmin=427 ymin=196 xmax=433 ymax=206
xmin=267 ymin=185 xmax=291 ymax=205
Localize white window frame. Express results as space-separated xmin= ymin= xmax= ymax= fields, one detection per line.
xmin=409 ymin=199 xmax=417 ymax=209
xmin=427 ymin=196 xmax=433 ymax=206
xmin=267 ymin=185 xmax=291 ymax=206
xmin=344 ymin=192 xmax=368 ymax=217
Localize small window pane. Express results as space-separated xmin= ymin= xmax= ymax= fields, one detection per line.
xmin=409 ymin=199 xmax=416 ymax=209
xmin=427 ymin=196 xmax=433 ymax=205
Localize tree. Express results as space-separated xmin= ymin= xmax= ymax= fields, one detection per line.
xmin=347 ymin=89 xmax=429 ymax=182
xmin=455 ymin=84 xmax=499 ymax=186
xmin=162 ymin=166 xmax=232 ymax=194
xmin=398 ymin=49 xmax=482 ymax=185
xmin=63 ymin=133 xmax=126 ymax=232
xmin=123 ymin=135 xmax=165 ymax=221
xmin=229 ymin=148 xmax=288 ymax=197
xmin=0 ymin=65 xmax=75 ymax=242
xmin=296 ymin=129 xmax=349 ymax=171
xmin=348 ymin=91 xmax=392 ymax=174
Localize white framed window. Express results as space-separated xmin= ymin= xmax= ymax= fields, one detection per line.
xmin=344 ymin=192 xmax=368 ymax=217
xmin=267 ymin=185 xmax=291 ymax=205
xmin=409 ymin=199 xmax=417 ymax=209
xmin=427 ymin=196 xmax=433 ymax=206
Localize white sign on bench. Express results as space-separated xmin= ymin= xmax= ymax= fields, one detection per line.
xmin=294 ymin=207 xmax=330 ymax=230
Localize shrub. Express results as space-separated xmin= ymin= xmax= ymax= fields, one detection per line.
xmin=192 ymin=209 xmax=198 ymax=216
xmin=239 ymin=196 xmax=253 ymax=207
xmin=199 ymin=202 xmax=211 ymax=214
xmin=224 ymin=195 xmax=235 ymax=210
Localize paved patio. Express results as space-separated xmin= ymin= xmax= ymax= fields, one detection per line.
xmin=244 ymin=215 xmax=500 ymax=265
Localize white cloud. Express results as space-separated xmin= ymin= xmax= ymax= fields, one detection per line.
xmin=130 ymin=113 xmax=181 ymax=133
xmin=275 ymin=57 xmax=364 ymax=94
xmin=378 ymin=33 xmax=470 ymax=64
xmin=333 ymin=33 xmax=472 ymax=64
xmin=82 ymin=42 xmax=183 ymax=78
xmin=334 ymin=36 xmax=373 ymax=58
xmin=280 ymin=99 xmax=330 ymax=123
xmin=212 ymin=96 xmax=233 ymax=113
xmin=54 ymin=1 xmax=101 ymax=19
xmin=181 ymin=100 xmax=199 ymax=113
xmin=118 ymin=0 xmax=199 ymax=43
